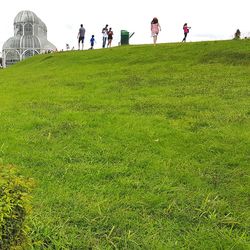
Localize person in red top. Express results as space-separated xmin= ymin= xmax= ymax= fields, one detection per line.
xmin=182 ymin=23 xmax=191 ymax=42
xmin=107 ymin=28 xmax=114 ymax=48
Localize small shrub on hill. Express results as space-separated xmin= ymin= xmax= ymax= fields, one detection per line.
xmin=0 ymin=165 xmax=33 ymax=249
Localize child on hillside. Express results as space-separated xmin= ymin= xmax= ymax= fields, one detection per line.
xmin=234 ymin=29 xmax=241 ymax=39
xmin=151 ymin=17 xmax=161 ymax=46
xmin=89 ymin=35 xmax=96 ymax=49
xmin=182 ymin=23 xmax=191 ymax=42
xmin=107 ymin=28 xmax=114 ymax=48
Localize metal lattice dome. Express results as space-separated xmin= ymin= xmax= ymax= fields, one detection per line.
xmin=3 ymin=37 xmax=21 ymax=49
xmin=2 ymin=10 xmax=56 ymax=67
xmin=3 ymin=35 xmax=41 ymax=50
xmin=14 ymin=10 xmax=40 ymax=24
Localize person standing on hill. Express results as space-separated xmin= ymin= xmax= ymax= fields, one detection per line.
xmin=234 ymin=29 xmax=241 ymax=39
xmin=182 ymin=23 xmax=191 ymax=42
xmin=89 ymin=35 xmax=96 ymax=49
xmin=78 ymin=24 xmax=86 ymax=50
xmin=151 ymin=17 xmax=161 ymax=46
xmin=102 ymin=24 xmax=109 ymax=48
xmin=107 ymin=28 xmax=114 ymax=48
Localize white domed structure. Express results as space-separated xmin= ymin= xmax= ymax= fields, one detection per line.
xmin=2 ymin=10 xmax=56 ymax=67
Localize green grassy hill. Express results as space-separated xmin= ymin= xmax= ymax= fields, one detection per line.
xmin=0 ymin=40 xmax=249 ymax=249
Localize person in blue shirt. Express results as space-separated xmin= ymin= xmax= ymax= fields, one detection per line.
xmin=90 ymin=35 xmax=96 ymax=49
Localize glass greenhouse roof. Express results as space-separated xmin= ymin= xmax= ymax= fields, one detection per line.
xmin=2 ymin=10 xmax=56 ymax=67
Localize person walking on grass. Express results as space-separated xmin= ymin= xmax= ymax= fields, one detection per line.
xmin=102 ymin=24 xmax=109 ymax=48
xmin=182 ymin=23 xmax=191 ymax=42
xmin=89 ymin=35 xmax=96 ymax=49
xmin=234 ymin=29 xmax=241 ymax=39
xmin=107 ymin=27 xmax=113 ymax=48
xmin=78 ymin=24 xmax=86 ymax=50
xmin=151 ymin=17 xmax=161 ymax=46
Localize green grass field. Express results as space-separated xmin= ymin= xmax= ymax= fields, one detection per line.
xmin=0 ymin=40 xmax=249 ymax=249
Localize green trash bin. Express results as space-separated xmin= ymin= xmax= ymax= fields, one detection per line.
xmin=121 ymin=30 xmax=129 ymax=45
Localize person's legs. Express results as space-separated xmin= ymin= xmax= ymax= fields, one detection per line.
xmin=182 ymin=33 xmax=187 ymax=42
xmin=78 ymin=37 xmax=81 ymax=50
xmin=78 ymin=37 xmax=84 ymax=49
xmin=108 ymin=39 xmax=111 ymax=47
xmin=153 ymin=35 xmax=157 ymax=45
xmin=82 ymin=37 xmax=84 ymax=50
xmin=102 ymin=37 xmax=107 ymax=48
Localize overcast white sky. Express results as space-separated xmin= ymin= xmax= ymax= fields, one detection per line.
xmin=0 ymin=0 xmax=250 ymax=51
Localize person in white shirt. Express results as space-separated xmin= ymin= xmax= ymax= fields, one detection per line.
xmin=102 ymin=24 xmax=108 ymax=48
